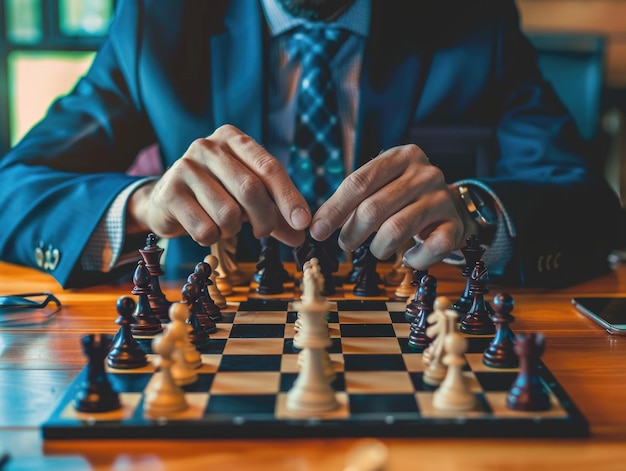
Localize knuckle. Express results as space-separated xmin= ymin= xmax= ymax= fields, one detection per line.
xmin=190 ymin=223 xmax=220 ymax=246
xmin=356 ymin=198 xmax=387 ymax=226
xmin=378 ymin=217 xmax=406 ymax=248
xmin=343 ymin=171 xmax=372 ymax=198
xmin=215 ymin=204 xmax=243 ymax=238
xmin=254 ymin=154 xmax=282 ymax=177
xmin=238 ymin=174 xmax=266 ymax=200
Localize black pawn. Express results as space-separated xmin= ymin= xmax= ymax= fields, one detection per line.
xmin=483 ymin=293 xmax=517 ymax=368
xmin=108 ymin=296 xmax=148 ymax=369
xmin=74 ymin=334 xmax=121 ymax=413
xmin=181 ymin=281 xmax=212 ymax=348
xmin=139 ymin=233 xmax=172 ymax=322
xmin=187 ymin=272 xmax=218 ymax=333
xmin=452 ymin=235 xmax=485 ymax=320
xmin=130 ymin=260 xmax=163 ymax=337
xmin=194 ymin=262 xmax=223 ymax=321
xmin=352 ymin=237 xmax=382 ymax=297
xmin=404 ymin=269 xmax=429 ymax=323
xmin=408 ymin=274 xmax=437 ymax=350
xmin=460 ymin=260 xmax=495 ymax=335
xmin=255 ymin=237 xmax=291 ymax=285
xmin=506 ymin=333 xmax=551 ymax=411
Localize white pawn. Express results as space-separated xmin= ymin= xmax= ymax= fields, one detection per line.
xmin=168 ymin=303 xmax=202 ymax=376
xmin=209 ymin=241 xmax=234 ymax=295
xmin=422 ymin=297 xmax=452 ymax=386
xmin=144 ymin=334 xmax=188 ymax=417
xmin=394 ymin=265 xmax=414 ymax=299
xmin=432 ymin=314 xmax=475 ymax=411
xmin=204 ymin=254 xmax=228 ymax=309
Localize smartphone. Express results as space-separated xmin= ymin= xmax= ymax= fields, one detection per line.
xmin=572 ymin=297 xmax=626 ymax=335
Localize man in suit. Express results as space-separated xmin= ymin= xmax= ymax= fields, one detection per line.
xmin=0 ymin=0 xmax=622 ymax=288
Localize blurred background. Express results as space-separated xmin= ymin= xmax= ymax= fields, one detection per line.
xmin=0 ymin=0 xmax=625 ymax=204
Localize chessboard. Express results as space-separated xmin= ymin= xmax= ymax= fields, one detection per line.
xmin=42 ymin=293 xmax=588 ymax=440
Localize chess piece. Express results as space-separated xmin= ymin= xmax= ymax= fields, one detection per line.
xmin=186 ymin=272 xmax=218 ymax=330
xmin=255 ymin=237 xmax=287 ymax=294
xmin=294 ymin=236 xmax=339 ymax=296
xmin=433 ymin=316 xmax=476 ymax=411
xmin=506 ymin=333 xmax=551 ymax=411
xmin=404 ymin=269 xmax=429 ymax=322
xmin=459 ymin=260 xmax=495 ymax=335
xmin=107 ymin=296 xmax=148 ymax=369
xmin=422 ymin=296 xmax=453 ymax=386
xmin=181 ymin=281 xmax=212 ymax=348
xmin=193 ymin=262 xmax=222 ymax=321
xmin=287 ymin=272 xmax=338 ymax=414
xmin=168 ymin=302 xmax=202 ymax=369
xmin=452 ymin=235 xmax=485 ymax=319
xmin=74 ymin=334 xmax=121 ymax=413
xmin=394 ymin=264 xmax=414 ymax=299
xmin=211 ymin=236 xmax=249 ymax=287
xmin=407 ymin=274 xmax=437 ymax=350
xmin=352 ymin=236 xmax=382 ymax=297
xmin=204 ymin=254 xmax=228 ymax=309
xmin=130 ymin=260 xmax=163 ymax=337
xmin=144 ymin=334 xmax=188 ymax=417
xmin=483 ymin=293 xmax=518 ymax=368
xmin=139 ymin=233 xmax=172 ymax=321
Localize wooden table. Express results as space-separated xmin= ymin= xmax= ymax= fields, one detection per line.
xmin=1 ymin=260 xmax=626 ymax=470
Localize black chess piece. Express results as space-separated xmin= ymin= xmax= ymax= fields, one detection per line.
xmin=74 ymin=333 xmax=121 ymax=413
xmin=452 ymin=235 xmax=485 ymax=320
xmin=483 ymin=293 xmax=518 ymax=368
xmin=181 ymin=281 xmax=213 ymax=347
xmin=254 ymin=237 xmax=291 ymax=283
xmin=107 ymin=296 xmax=148 ymax=369
xmin=194 ymin=261 xmax=223 ymax=321
xmin=294 ymin=236 xmax=339 ymax=296
xmin=408 ymin=274 xmax=437 ymax=350
xmin=139 ymin=233 xmax=172 ymax=322
xmin=404 ymin=269 xmax=429 ymax=323
xmin=186 ymin=273 xmax=218 ymax=333
xmin=460 ymin=259 xmax=495 ymax=335
xmin=347 ymin=243 xmax=368 ymax=284
xmin=352 ymin=236 xmax=382 ymax=297
xmin=130 ymin=260 xmax=163 ymax=337
xmin=255 ymin=237 xmax=287 ymax=295
xmin=506 ymin=333 xmax=551 ymax=411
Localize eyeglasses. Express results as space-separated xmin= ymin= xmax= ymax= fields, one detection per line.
xmin=0 ymin=292 xmax=62 ymax=325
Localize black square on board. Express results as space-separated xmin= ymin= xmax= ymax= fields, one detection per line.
xmin=389 ymin=311 xmax=409 ymax=323
xmin=349 ymin=393 xmax=418 ymax=414
xmin=229 ymin=324 xmax=285 ymax=338
xmin=219 ymin=354 xmax=282 ymax=372
xmin=343 ymin=354 xmax=406 ymax=371
xmin=205 ymin=394 xmax=276 ymax=414
xmin=108 ymin=372 xmax=152 ymax=393
xmin=238 ymin=300 xmax=288 ymax=311
xmin=474 ymin=372 xmax=519 ymax=391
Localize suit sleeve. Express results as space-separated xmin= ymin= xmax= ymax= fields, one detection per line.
xmin=0 ymin=0 xmax=156 ymax=288
xmin=479 ymin=3 xmax=625 ymax=286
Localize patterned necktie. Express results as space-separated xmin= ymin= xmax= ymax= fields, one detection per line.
xmin=289 ymin=26 xmax=348 ymax=211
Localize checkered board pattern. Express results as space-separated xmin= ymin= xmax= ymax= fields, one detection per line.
xmin=42 ymin=298 xmax=588 ymax=440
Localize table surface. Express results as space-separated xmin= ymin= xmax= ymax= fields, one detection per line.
xmin=1 ymin=260 xmax=626 ymax=471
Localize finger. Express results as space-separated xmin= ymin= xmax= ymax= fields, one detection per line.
xmin=402 ymin=221 xmax=460 ymax=270
xmin=216 ymin=126 xmax=312 ymax=230
xmin=191 ymin=137 xmax=280 ymax=239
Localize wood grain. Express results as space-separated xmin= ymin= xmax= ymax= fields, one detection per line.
xmin=2 ymin=261 xmax=626 ymax=469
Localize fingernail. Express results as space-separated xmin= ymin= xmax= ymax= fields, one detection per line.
xmin=310 ymin=220 xmax=330 ymax=240
xmin=291 ymin=206 xmax=310 ymax=229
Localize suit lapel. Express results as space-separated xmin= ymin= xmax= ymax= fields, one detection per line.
xmin=209 ymin=0 xmax=266 ymax=144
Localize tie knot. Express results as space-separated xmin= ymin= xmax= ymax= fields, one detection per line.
xmin=290 ymin=26 xmax=347 ymax=62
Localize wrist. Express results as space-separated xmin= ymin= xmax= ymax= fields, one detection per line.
xmin=126 ymin=181 xmax=154 ymax=235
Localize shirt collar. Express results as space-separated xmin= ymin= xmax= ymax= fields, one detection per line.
xmin=261 ymin=0 xmax=370 ymax=38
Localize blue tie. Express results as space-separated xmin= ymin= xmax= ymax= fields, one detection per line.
xmin=289 ymin=26 xmax=347 ymax=211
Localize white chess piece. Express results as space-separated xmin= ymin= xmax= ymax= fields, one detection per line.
xmin=144 ymin=334 xmax=188 ymax=417
xmin=432 ymin=311 xmax=476 ymax=411
xmin=168 ymin=303 xmax=202 ymax=377
xmin=422 ymin=296 xmax=452 ymax=386
xmin=204 ymin=254 xmax=228 ymax=308
xmin=287 ymin=271 xmax=337 ymax=414
xmin=394 ymin=265 xmax=414 ymax=299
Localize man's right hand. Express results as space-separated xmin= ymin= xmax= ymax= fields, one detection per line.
xmin=126 ymin=125 xmax=311 ymax=248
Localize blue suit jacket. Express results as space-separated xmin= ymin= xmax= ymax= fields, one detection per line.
xmin=0 ymin=0 xmax=622 ymax=287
